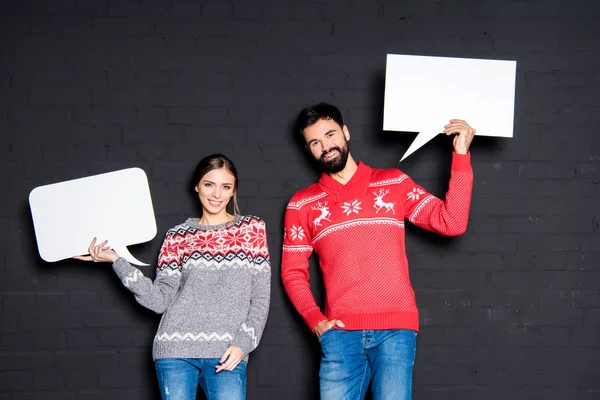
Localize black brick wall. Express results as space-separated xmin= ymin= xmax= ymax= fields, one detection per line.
xmin=1 ymin=0 xmax=599 ymax=399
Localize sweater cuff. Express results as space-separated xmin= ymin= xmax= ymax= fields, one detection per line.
xmin=232 ymin=333 xmax=253 ymax=356
xmin=112 ymin=257 xmax=136 ymax=280
xmin=451 ymin=152 xmax=472 ymax=171
xmin=305 ymin=309 xmax=328 ymax=333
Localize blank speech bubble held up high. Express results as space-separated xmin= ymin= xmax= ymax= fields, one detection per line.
xmin=383 ymin=54 xmax=517 ymax=161
xmin=29 ymin=168 xmax=157 ymax=266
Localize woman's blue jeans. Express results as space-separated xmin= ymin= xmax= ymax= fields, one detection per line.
xmin=155 ymin=358 xmax=246 ymax=400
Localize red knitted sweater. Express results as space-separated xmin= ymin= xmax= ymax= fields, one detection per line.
xmin=281 ymin=153 xmax=473 ymax=332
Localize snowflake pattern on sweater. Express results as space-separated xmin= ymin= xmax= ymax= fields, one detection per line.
xmin=281 ymin=153 xmax=473 ymax=332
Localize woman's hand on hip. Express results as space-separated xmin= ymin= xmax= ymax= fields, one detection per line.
xmin=216 ymin=345 xmax=244 ymax=373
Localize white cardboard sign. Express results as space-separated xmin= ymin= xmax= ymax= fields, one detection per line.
xmin=383 ymin=54 xmax=517 ymax=161
xmin=29 ymin=168 xmax=157 ymax=266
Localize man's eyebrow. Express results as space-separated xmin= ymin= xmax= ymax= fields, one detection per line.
xmin=307 ymin=130 xmax=337 ymax=145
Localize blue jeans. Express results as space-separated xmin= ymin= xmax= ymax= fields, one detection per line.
xmin=319 ymin=329 xmax=417 ymax=400
xmin=155 ymin=358 xmax=246 ymax=400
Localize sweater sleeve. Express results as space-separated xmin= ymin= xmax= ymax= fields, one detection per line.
xmin=403 ymin=152 xmax=473 ymax=236
xmin=281 ymin=201 xmax=327 ymax=332
xmin=111 ymin=231 xmax=182 ymax=314
xmin=232 ymin=219 xmax=271 ymax=355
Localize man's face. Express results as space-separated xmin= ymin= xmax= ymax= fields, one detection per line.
xmin=303 ymin=118 xmax=350 ymax=173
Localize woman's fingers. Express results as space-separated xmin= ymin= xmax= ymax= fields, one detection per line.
xmin=81 ymin=239 xmax=112 ymax=262
xmin=72 ymin=255 xmax=93 ymax=261
xmin=87 ymin=237 xmax=97 ymax=255
xmin=75 ymin=239 xmax=117 ymax=263
xmin=219 ymin=347 xmax=231 ymax=364
xmin=215 ymin=346 xmax=243 ymax=372
xmin=220 ymin=357 xmax=240 ymax=372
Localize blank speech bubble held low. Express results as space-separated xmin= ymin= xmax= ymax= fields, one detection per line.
xmin=383 ymin=54 xmax=517 ymax=161
xmin=29 ymin=168 xmax=157 ymax=266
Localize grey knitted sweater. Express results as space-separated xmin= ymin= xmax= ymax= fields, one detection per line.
xmin=111 ymin=215 xmax=271 ymax=360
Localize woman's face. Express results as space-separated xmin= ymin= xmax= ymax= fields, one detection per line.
xmin=195 ymin=167 xmax=236 ymax=217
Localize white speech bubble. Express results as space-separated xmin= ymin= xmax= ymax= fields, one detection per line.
xmin=29 ymin=168 xmax=157 ymax=266
xmin=383 ymin=54 xmax=517 ymax=161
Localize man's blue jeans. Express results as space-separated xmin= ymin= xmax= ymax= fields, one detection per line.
xmin=319 ymin=329 xmax=417 ymax=400
xmin=155 ymin=358 xmax=246 ymax=400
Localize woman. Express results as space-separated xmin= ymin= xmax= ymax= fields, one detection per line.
xmin=75 ymin=154 xmax=271 ymax=400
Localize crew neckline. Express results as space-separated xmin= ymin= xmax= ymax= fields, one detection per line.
xmin=185 ymin=214 xmax=241 ymax=231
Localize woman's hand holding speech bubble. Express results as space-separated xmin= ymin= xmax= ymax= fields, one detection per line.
xmin=73 ymin=238 xmax=119 ymax=263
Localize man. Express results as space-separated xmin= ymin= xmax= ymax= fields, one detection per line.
xmin=281 ymin=102 xmax=475 ymax=399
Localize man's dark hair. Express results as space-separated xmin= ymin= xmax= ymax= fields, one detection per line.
xmin=295 ymin=102 xmax=345 ymax=142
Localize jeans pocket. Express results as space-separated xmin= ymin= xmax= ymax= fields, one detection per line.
xmin=318 ymin=328 xmax=336 ymax=343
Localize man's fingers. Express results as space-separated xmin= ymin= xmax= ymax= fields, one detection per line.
xmin=446 ymin=122 xmax=474 ymax=131
xmin=316 ymin=319 xmax=346 ymax=337
xmin=319 ymin=319 xmax=345 ymax=337
xmin=444 ymin=124 xmax=468 ymax=132
xmin=326 ymin=319 xmax=345 ymax=330
xmin=444 ymin=127 xmax=472 ymax=136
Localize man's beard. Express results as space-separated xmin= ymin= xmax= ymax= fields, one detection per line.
xmin=317 ymin=141 xmax=350 ymax=173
